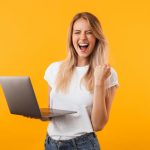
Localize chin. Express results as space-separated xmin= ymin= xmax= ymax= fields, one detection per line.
xmin=78 ymin=53 xmax=89 ymax=58
xmin=78 ymin=52 xmax=91 ymax=58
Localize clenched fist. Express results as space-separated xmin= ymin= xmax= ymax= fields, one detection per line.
xmin=94 ymin=64 xmax=111 ymax=86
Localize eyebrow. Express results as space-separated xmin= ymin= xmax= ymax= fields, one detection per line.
xmin=73 ymin=29 xmax=92 ymax=32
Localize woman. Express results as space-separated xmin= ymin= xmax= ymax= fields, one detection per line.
xmin=44 ymin=12 xmax=119 ymax=150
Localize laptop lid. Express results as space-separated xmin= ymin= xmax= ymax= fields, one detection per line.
xmin=0 ymin=76 xmax=42 ymax=118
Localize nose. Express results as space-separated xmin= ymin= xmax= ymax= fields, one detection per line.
xmin=80 ymin=32 xmax=87 ymax=40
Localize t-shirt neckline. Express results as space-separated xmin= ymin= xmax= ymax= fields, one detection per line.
xmin=75 ymin=65 xmax=89 ymax=68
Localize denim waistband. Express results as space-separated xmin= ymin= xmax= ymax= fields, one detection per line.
xmin=47 ymin=132 xmax=96 ymax=144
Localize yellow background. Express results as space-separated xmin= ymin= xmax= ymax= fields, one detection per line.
xmin=0 ymin=0 xmax=150 ymax=149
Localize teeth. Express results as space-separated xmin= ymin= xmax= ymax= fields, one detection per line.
xmin=79 ymin=43 xmax=89 ymax=46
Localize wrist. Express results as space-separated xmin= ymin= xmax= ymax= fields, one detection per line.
xmin=94 ymin=80 xmax=105 ymax=87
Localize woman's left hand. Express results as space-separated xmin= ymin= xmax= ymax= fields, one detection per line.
xmin=94 ymin=64 xmax=111 ymax=86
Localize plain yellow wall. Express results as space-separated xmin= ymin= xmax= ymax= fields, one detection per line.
xmin=0 ymin=0 xmax=150 ymax=149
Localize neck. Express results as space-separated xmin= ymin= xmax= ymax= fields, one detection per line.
xmin=77 ymin=57 xmax=89 ymax=67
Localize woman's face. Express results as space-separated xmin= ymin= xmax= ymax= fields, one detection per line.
xmin=72 ymin=18 xmax=96 ymax=61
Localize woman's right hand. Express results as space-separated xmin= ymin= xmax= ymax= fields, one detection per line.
xmin=40 ymin=117 xmax=52 ymax=121
xmin=40 ymin=85 xmax=52 ymax=121
xmin=24 ymin=84 xmax=52 ymax=122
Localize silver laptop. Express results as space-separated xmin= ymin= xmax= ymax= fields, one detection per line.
xmin=0 ymin=76 xmax=76 ymax=120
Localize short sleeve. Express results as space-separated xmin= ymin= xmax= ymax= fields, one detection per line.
xmin=44 ymin=63 xmax=55 ymax=87
xmin=106 ymin=67 xmax=119 ymax=89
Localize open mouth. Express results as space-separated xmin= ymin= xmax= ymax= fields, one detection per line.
xmin=78 ymin=43 xmax=89 ymax=51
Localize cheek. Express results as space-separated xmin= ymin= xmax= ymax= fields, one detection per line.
xmin=72 ymin=36 xmax=78 ymax=47
xmin=88 ymin=35 xmax=96 ymax=43
xmin=90 ymin=38 xmax=96 ymax=47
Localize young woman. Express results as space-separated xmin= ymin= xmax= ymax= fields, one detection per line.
xmin=44 ymin=12 xmax=119 ymax=150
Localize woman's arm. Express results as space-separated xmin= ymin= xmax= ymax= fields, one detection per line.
xmin=48 ymin=85 xmax=52 ymax=108
xmin=91 ymin=84 xmax=118 ymax=131
xmin=40 ymin=85 xmax=52 ymax=121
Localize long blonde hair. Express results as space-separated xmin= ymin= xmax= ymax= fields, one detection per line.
xmin=55 ymin=12 xmax=108 ymax=93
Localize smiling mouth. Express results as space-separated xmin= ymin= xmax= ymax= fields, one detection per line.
xmin=78 ymin=43 xmax=89 ymax=51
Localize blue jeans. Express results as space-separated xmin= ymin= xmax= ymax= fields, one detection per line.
xmin=44 ymin=132 xmax=100 ymax=150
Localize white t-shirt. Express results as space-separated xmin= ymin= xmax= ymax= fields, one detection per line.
xmin=44 ymin=61 xmax=119 ymax=140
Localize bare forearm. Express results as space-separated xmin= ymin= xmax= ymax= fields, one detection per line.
xmin=91 ymin=82 xmax=108 ymax=131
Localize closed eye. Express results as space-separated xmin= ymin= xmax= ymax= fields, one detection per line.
xmin=74 ymin=32 xmax=80 ymax=34
xmin=86 ymin=31 xmax=93 ymax=34
xmin=73 ymin=31 xmax=80 ymax=34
